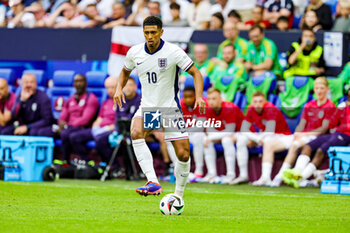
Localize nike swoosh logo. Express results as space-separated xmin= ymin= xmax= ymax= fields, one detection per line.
xmin=137 ymin=62 xmax=143 ymax=65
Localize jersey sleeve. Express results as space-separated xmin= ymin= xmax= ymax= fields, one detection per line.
xmin=124 ymin=48 xmax=135 ymax=71
xmin=174 ymin=46 xmax=194 ymax=72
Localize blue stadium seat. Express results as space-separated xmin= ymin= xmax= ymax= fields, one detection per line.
xmin=23 ymin=69 xmax=46 ymax=87
xmin=86 ymin=71 xmax=107 ymax=88
xmin=338 ymin=96 xmax=348 ymax=104
xmin=233 ymin=91 xmax=247 ymax=110
xmin=184 ymin=76 xmax=194 ymax=87
xmin=251 ymin=72 xmax=277 ymax=93
xmin=221 ymin=76 xmax=233 ymax=86
xmin=268 ymin=94 xmax=281 ymax=108
xmin=0 ymin=68 xmax=16 ymax=85
xmin=86 ymin=140 xmax=97 ymax=149
xmin=292 ymin=15 xmax=302 ymax=29
xmin=293 ymin=76 xmax=309 ymax=89
xmin=203 ymin=76 xmax=211 ymax=90
xmin=46 ymin=70 xmax=76 ymax=119
xmin=284 ymin=113 xmax=301 ymax=133
xmin=86 ymin=71 xmax=108 ymax=104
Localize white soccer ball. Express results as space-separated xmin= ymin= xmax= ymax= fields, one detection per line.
xmin=159 ymin=194 xmax=185 ymax=215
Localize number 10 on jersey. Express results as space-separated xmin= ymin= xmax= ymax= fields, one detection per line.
xmin=147 ymin=72 xmax=157 ymax=84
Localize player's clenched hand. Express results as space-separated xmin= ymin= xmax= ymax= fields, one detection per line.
xmin=194 ymin=97 xmax=206 ymax=114
xmin=113 ymin=88 xmax=126 ymax=109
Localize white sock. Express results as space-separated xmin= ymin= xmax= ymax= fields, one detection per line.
xmin=175 ymin=158 xmax=190 ymax=197
xmin=294 ymin=155 xmax=311 ymax=172
xmin=222 ymin=136 xmax=236 ymax=177
xmin=166 ymin=142 xmax=178 ymax=163
xmin=274 ymin=162 xmax=291 ymax=180
xmin=302 ymin=163 xmax=316 ymax=180
xmin=236 ymin=135 xmax=249 ymax=179
xmin=261 ymin=162 xmax=273 ymax=180
xmin=132 ymin=139 xmax=158 ymax=183
xmin=204 ymin=141 xmax=217 ymax=176
xmin=191 ymin=133 xmax=205 ymax=175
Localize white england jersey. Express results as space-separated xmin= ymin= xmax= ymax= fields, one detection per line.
xmin=124 ymin=39 xmax=194 ymax=109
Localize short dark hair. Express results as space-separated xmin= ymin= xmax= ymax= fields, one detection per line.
xmin=227 ymin=10 xmax=241 ymax=21
xmin=143 ymin=16 xmax=162 ymax=29
xmin=223 ymin=43 xmax=235 ymax=50
xmin=252 ymin=91 xmax=266 ymax=98
xmin=212 ymin=12 xmax=224 ymax=25
xmin=249 ymin=25 xmax=264 ymax=33
xmin=183 ymin=86 xmax=195 ymax=93
xmin=277 ymin=16 xmax=289 ymax=23
xmin=170 ymin=2 xmax=180 ymax=10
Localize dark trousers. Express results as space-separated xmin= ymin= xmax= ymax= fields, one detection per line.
xmin=61 ymin=126 xmax=93 ymax=162
xmin=0 ymin=125 xmax=54 ymax=136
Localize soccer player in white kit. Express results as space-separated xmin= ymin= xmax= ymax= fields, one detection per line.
xmin=114 ymin=16 xmax=206 ymax=198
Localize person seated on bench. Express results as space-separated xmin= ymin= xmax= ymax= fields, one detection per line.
xmin=233 ymin=91 xmax=290 ymax=185
xmin=1 ymin=73 xmax=54 ymax=136
xmin=259 ymin=77 xmax=335 ymax=187
xmin=0 ymin=79 xmax=16 ymax=134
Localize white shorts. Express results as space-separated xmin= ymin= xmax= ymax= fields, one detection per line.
xmin=133 ymin=107 xmax=189 ymax=142
xmin=264 ymin=134 xmax=317 ymax=149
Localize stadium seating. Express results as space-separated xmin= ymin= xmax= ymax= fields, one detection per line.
xmin=233 ymin=91 xmax=247 ymax=110
xmin=0 ymin=68 xmax=16 ymax=85
xmin=23 ymin=69 xmax=46 ymax=87
xmin=86 ymin=71 xmax=108 ymax=105
xmin=246 ymin=72 xmax=277 ymax=104
xmin=46 ymin=70 xmax=76 ymax=119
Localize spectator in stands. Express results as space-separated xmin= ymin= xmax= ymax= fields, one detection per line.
xmin=283 ymin=89 xmax=350 ymax=188
xmin=125 ymin=0 xmax=154 ymax=26
xmin=91 ymin=2 xmax=126 ymax=28
xmin=227 ymin=0 xmax=256 ymax=22
xmin=227 ymin=9 xmax=242 ymax=24
xmin=2 ymin=73 xmax=54 ymax=136
xmin=301 ymin=9 xmax=322 ymax=32
xmin=161 ymin=0 xmax=189 ymax=25
xmin=332 ymin=0 xmax=350 ymax=33
xmin=217 ymin=21 xmax=249 ymax=63
xmin=284 ymin=28 xmax=325 ymax=79
xmin=6 ymin=0 xmax=36 ymax=28
xmin=57 ymin=74 xmax=99 ymax=162
xmin=184 ymin=0 xmax=211 ymax=30
xmin=181 ymin=86 xmax=207 ymax=182
xmin=210 ymin=0 xmax=234 ymax=19
xmin=8 ymin=2 xmax=48 ymax=28
xmin=0 ymin=1 xmax=6 ymax=27
xmin=264 ymin=0 xmax=294 ymax=28
xmin=164 ymin=2 xmax=188 ymax=27
xmin=46 ymin=2 xmax=88 ymax=28
xmin=211 ymin=44 xmax=247 ymax=101
xmin=259 ymin=77 xmax=335 ymax=187
xmin=306 ymin=0 xmax=333 ymax=30
xmin=77 ymin=0 xmax=115 ymax=18
xmin=0 ymin=79 xmax=16 ymax=133
xmin=276 ymin=16 xmax=289 ymax=31
xmin=245 ymin=25 xmax=282 ymax=77
xmin=240 ymin=5 xmax=271 ymax=30
xmin=210 ymin=12 xmax=224 ymax=30
xmin=95 ymin=77 xmax=140 ymax=178
xmin=200 ymin=88 xmax=244 ymax=184
xmin=181 ymin=44 xmax=214 ymax=86
xmin=232 ymin=91 xmax=291 ymax=185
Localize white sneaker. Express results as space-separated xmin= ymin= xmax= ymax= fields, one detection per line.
xmin=197 ymin=174 xmax=217 ymax=183
xmin=252 ymin=178 xmax=271 ymax=186
xmin=229 ymin=176 xmax=249 ymax=185
xmin=219 ymin=175 xmax=236 ymax=184
xmin=299 ymin=179 xmax=319 ymax=187
xmin=270 ymin=177 xmax=282 ymax=187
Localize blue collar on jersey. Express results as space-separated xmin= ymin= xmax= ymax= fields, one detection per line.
xmin=144 ymin=39 xmax=164 ymax=55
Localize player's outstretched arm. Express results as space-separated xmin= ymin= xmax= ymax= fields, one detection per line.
xmin=114 ymin=67 xmax=132 ymax=108
xmin=187 ymin=65 xmax=206 ymax=114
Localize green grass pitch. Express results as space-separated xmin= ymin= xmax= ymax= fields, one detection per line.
xmin=1 ymin=179 xmax=349 ymax=233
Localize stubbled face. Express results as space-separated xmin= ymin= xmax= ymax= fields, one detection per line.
xmin=0 ymin=80 xmax=9 ymax=100
xmin=21 ymin=74 xmax=37 ymax=95
xmin=183 ymin=90 xmax=195 ymax=107
xmin=123 ymin=79 xmax=137 ymax=98
xmin=249 ymin=28 xmax=264 ymax=47
xmin=223 ymin=22 xmax=239 ymax=41
xmin=112 ymin=3 xmax=125 ymax=19
xmin=143 ymin=25 xmax=163 ymax=50
xmin=207 ymin=91 xmax=222 ymax=110
xmin=222 ymin=45 xmax=235 ymax=63
xmin=194 ymin=44 xmax=208 ymax=64
xmin=252 ymin=95 xmax=266 ymax=114
xmin=314 ymin=83 xmax=329 ymax=101
xmin=73 ymin=74 xmax=87 ymax=95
